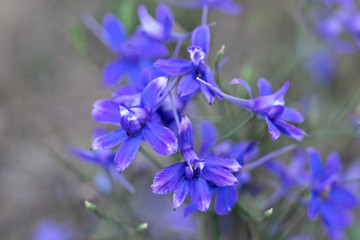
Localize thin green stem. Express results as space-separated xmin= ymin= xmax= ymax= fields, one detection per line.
xmin=210 ymin=212 xmax=220 ymax=240
xmin=217 ymin=113 xmax=255 ymax=143
xmin=139 ymin=146 xmax=164 ymax=169
xmin=235 ymin=202 xmax=266 ymax=239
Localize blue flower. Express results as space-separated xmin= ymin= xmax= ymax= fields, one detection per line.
xmin=66 ymin=128 xmax=135 ymax=193
xmin=100 ymin=14 xmax=168 ymax=88
xmin=154 ymin=25 xmax=222 ymax=104
xmin=151 ymin=115 xmax=241 ymax=212
xmin=91 ymin=77 xmax=178 ymax=172
xmin=307 ymin=147 xmax=358 ymax=240
xmin=231 ymin=78 xmax=307 ymax=141
xmin=184 ymin=120 xmax=258 ymax=215
xmin=167 ymin=0 xmax=242 ymax=15
xmin=263 ymin=149 xmax=309 ymax=209
xmin=32 ymin=219 xmax=73 ymax=240
xmin=137 ymin=5 xmax=186 ymax=42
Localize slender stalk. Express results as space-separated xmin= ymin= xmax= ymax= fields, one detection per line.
xmin=173 ymin=39 xmax=183 ymax=59
xmin=202 ymin=5 xmax=209 ymax=25
xmin=210 ymin=212 xmax=220 ymax=240
xmin=243 ymin=144 xmax=297 ymax=171
xmin=196 ymin=76 xmax=252 ymax=110
xmin=235 ymin=202 xmax=266 ymax=239
xmin=139 ymin=146 xmax=164 ymax=169
xmin=217 ymin=113 xmax=255 ymax=143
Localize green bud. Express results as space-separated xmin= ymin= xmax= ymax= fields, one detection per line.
xmin=264 ymin=208 xmax=273 ymax=218
xmin=84 ymin=200 xmax=97 ymax=211
xmin=137 ymin=222 xmax=148 ymax=231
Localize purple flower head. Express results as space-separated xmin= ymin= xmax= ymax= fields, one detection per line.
xmin=32 ymin=219 xmax=73 ymax=240
xmin=307 ymin=147 xmax=358 ymax=239
xmin=154 ymin=25 xmax=223 ymax=104
xmin=305 ymin=48 xmax=336 ymax=84
xmin=91 ymin=77 xmax=178 ymax=173
xmin=101 ymin=14 xmax=168 ymax=88
xmin=151 ymin=115 xmax=241 ymax=212
xmin=231 ymin=78 xmax=307 ymax=141
xmin=182 ymin=120 xmax=258 ymax=215
xmin=167 ymin=0 xmax=242 ymax=15
xmin=137 ymin=5 xmax=185 ymax=42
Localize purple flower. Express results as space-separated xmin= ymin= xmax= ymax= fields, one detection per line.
xmin=151 ymin=115 xmax=241 ymax=212
xmin=32 ymin=219 xmax=73 ymax=240
xmin=307 ymin=147 xmax=358 ymax=239
xmin=231 ymin=78 xmax=307 ymax=141
xmin=100 ymin=14 xmax=168 ymax=88
xmin=155 ymin=25 xmax=222 ymax=104
xmin=167 ymin=0 xmax=242 ymax=15
xmin=66 ymin=128 xmax=135 ymax=193
xmin=137 ymin=5 xmax=185 ymax=42
xmin=263 ymin=149 xmax=309 ymax=209
xmin=305 ymin=49 xmax=337 ymax=84
xmin=182 ymin=120 xmax=258 ymax=215
xmin=91 ymin=77 xmax=178 ymax=173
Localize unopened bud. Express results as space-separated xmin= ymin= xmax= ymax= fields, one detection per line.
xmin=137 ymin=222 xmax=148 ymax=231
xmin=264 ymin=208 xmax=273 ymax=218
xmin=84 ymin=200 xmax=97 ymax=211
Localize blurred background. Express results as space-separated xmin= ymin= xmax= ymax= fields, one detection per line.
xmin=1 ymin=0 xmax=360 ymax=239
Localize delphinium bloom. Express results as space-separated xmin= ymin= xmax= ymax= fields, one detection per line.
xmin=155 ymin=25 xmax=222 ymax=104
xmin=151 ymin=116 xmax=241 ymax=212
xmin=91 ymin=77 xmax=178 ymax=172
xmin=305 ymin=49 xmax=336 ymax=84
xmin=137 ymin=5 xmax=186 ymax=42
xmin=98 ymin=14 xmax=168 ymax=88
xmin=263 ymin=149 xmax=309 ymax=209
xmin=304 ymin=0 xmax=360 ymax=53
xmin=32 ymin=219 xmax=73 ymax=240
xmin=166 ymin=0 xmax=242 ymax=15
xmin=307 ymin=147 xmax=358 ymax=239
xmin=66 ymin=128 xmax=135 ymax=193
xmin=230 ymin=78 xmax=307 ymax=141
xmin=185 ymin=121 xmax=259 ymax=215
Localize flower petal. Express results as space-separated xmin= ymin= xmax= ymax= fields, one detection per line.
xmin=282 ymin=107 xmax=304 ymax=123
xmin=215 ymin=186 xmax=238 ymax=215
xmin=91 ymin=129 xmax=128 ymax=150
xmin=189 ymin=178 xmax=211 ymax=212
xmin=142 ymin=122 xmax=178 ymax=155
xmin=202 ymin=165 xmax=238 ymax=187
xmin=274 ymin=120 xmax=307 ymax=141
xmin=308 ymin=192 xmax=319 ymax=220
xmin=156 ymin=5 xmax=174 ymax=37
xmin=102 ymin=14 xmax=126 ymax=53
xmin=329 ymin=187 xmax=357 ymax=208
xmin=191 ymin=25 xmax=210 ymax=55
xmin=216 ymin=1 xmax=242 ymax=15
xmin=92 ymin=99 xmax=121 ymax=125
xmin=151 ymin=162 xmax=186 ymax=194
xmin=204 ymin=156 xmax=241 ymax=172
xmin=230 ymin=78 xmax=253 ymax=100
xmin=141 ymin=77 xmax=168 ymax=110
xmin=307 ymin=147 xmax=323 ymax=180
xmin=138 ymin=5 xmax=163 ymax=39
xmin=178 ymin=115 xmax=194 ymax=154
xmin=114 ymin=134 xmax=142 ymax=172
xmin=66 ymin=146 xmax=97 ymax=162
xmin=322 ymin=152 xmax=342 ymax=181
xmin=173 ymin=180 xmax=189 ymax=210
xmin=154 ymin=59 xmax=192 ymax=76
xmin=265 ymin=118 xmax=281 ymax=141
xmin=198 ymin=121 xmax=218 ymax=155
xmin=178 ymin=72 xmax=200 ymax=98
xmin=102 ymin=59 xmax=126 ymax=87
xmin=257 ymin=78 xmax=272 ymax=96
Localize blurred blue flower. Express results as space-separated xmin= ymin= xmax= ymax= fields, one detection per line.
xmin=151 ymin=116 xmax=241 ymax=212
xmin=155 ymin=25 xmax=222 ymax=104
xmin=91 ymin=77 xmax=178 ymax=173
xmin=32 ymin=219 xmax=73 ymax=240
xmin=100 ymin=14 xmax=168 ymax=88
xmin=66 ymin=128 xmax=135 ymax=193
xmin=307 ymin=147 xmax=358 ymax=240
xmin=305 ymin=49 xmax=337 ymax=84
xmin=137 ymin=5 xmax=186 ymax=42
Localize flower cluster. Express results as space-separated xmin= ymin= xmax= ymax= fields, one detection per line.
xmin=66 ymin=2 xmax=360 ymax=239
